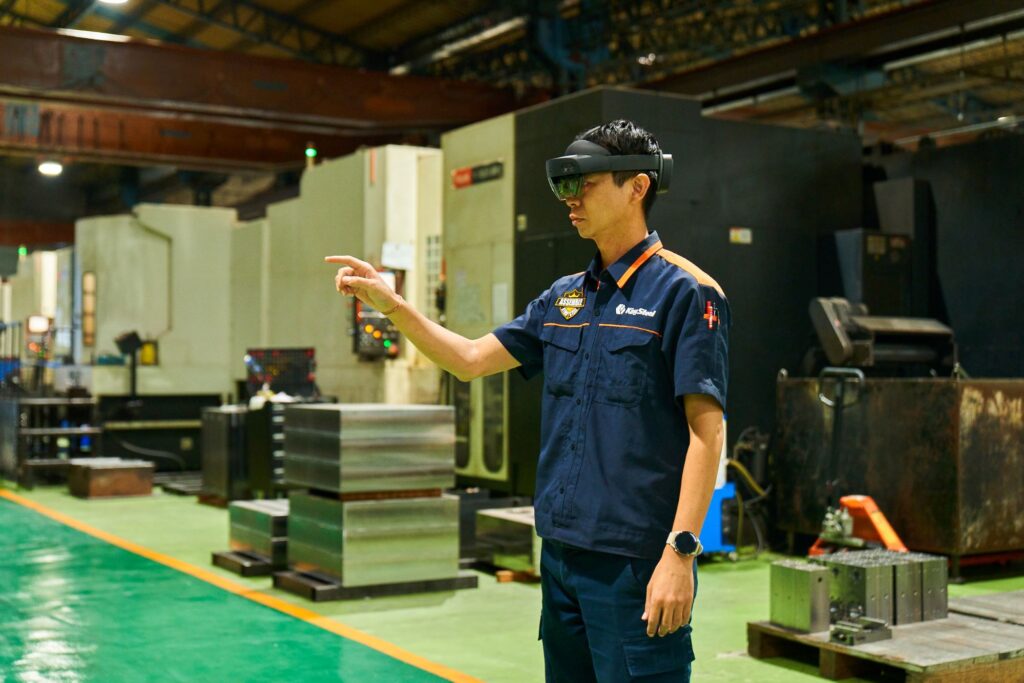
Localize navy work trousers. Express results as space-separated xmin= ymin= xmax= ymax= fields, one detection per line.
xmin=539 ymin=540 xmax=697 ymax=682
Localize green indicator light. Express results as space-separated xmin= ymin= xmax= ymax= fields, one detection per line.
xmin=18 ymin=245 xmax=27 ymax=257
xmin=383 ymin=340 xmax=392 ymax=349
xmin=305 ymin=145 xmax=318 ymax=158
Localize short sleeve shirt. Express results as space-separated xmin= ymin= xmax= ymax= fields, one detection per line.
xmin=493 ymin=231 xmax=730 ymax=558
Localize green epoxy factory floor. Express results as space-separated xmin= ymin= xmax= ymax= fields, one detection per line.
xmin=2 ymin=486 xmax=1023 ymax=682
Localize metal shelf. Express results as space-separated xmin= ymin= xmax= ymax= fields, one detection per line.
xmin=19 ymin=427 xmax=104 ymax=437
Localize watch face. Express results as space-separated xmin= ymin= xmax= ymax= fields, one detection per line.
xmin=674 ymin=532 xmax=699 ymax=555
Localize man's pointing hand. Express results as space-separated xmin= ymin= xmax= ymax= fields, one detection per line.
xmin=324 ymin=255 xmax=403 ymax=314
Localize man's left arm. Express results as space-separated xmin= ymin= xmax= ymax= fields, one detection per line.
xmin=642 ymin=394 xmax=723 ymax=637
xmin=645 ymin=280 xmax=730 ymax=638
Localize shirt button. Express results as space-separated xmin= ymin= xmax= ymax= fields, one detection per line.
xmin=559 ymin=487 xmax=565 ymax=494
xmin=570 ymin=444 xmax=576 ymax=451
xmin=584 ymin=353 xmax=590 ymax=360
xmin=576 ymin=399 xmax=581 ymax=405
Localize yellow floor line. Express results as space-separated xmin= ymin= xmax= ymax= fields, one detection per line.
xmin=0 ymin=489 xmax=484 ymax=683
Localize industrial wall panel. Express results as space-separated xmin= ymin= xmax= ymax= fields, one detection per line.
xmin=879 ymin=136 xmax=1024 ymax=377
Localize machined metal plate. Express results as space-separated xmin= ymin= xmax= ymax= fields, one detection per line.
xmin=476 ymin=506 xmax=539 ymax=573
xmin=284 ymin=404 xmax=456 ymax=493
xmin=770 ymin=559 xmax=830 ymax=633
xmin=816 ymin=552 xmax=893 ymax=624
xmin=228 ymin=499 xmax=289 ymax=565
xmin=287 ymin=491 xmax=459 ymax=587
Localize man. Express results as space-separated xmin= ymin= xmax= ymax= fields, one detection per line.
xmin=326 ymin=119 xmax=729 ymax=682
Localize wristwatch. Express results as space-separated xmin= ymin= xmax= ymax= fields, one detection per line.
xmin=666 ymin=531 xmax=703 ymax=557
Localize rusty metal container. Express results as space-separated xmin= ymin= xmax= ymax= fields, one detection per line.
xmin=773 ymin=378 xmax=1024 ymax=565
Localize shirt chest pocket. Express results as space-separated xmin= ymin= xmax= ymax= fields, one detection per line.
xmin=594 ymin=327 xmax=659 ymax=407
xmin=540 ymin=324 xmax=583 ymax=398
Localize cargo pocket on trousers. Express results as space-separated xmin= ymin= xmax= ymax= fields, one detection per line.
xmin=622 ymin=626 xmax=694 ymax=677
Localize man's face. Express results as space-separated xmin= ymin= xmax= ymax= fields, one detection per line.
xmin=561 ymin=172 xmax=638 ymax=240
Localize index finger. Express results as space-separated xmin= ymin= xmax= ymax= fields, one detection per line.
xmin=323 ymin=255 xmax=370 ymax=269
xmin=646 ymin=603 xmax=662 ymax=637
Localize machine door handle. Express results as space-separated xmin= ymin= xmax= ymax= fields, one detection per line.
xmin=818 ymin=367 xmax=865 ymax=408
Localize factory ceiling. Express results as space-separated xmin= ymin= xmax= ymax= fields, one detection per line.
xmin=0 ymin=0 xmax=1022 ymax=238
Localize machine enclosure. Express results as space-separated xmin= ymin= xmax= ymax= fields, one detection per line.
xmin=775 ymin=378 xmax=1024 ymax=564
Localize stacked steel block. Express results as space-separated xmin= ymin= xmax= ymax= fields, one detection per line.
xmin=769 ymin=559 xmax=831 ymax=633
xmin=228 ymin=499 xmax=289 ymax=568
xmin=283 ymin=404 xmax=459 ymax=588
xmin=770 ymin=549 xmax=948 ymax=633
xmin=475 ymin=506 xmax=540 ymax=573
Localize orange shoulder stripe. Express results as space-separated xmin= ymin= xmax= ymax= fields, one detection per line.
xmin=656 ymin=249 xmax=725 ymax=298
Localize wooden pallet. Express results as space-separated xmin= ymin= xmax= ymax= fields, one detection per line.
xmin=273 ymin=569 xmax=479 ymax=602
xmin=197 ymin=493 xmax=228 ymax=508
xmin=495 ymin=569 xmax=541 ymax=584
xmin=748 ymin=615 xmax=1024 ymax=682
xmin=950 ymin=591 xmax=1024 ymax=626
xmin=211 ymin=550 xmax=281 ymax=577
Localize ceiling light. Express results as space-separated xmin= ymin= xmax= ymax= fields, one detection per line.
xmin=56 ymin=28 xmax=131 ymax=42
xmin=99 ymin=0 xmax=129 ymax=4
xmin=38 ymin=161 xmax=63 ymax=177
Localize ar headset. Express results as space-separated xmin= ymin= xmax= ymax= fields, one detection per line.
xmin=545 ymin=139 xmax=673 ymax=201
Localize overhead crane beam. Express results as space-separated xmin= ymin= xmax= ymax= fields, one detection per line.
xmin=0 ymin=219 xmax=75 ymax=247
xmin=0 ymin=26 xmax=530 ymax=169
xmin=0 ymin=26 xmax=523 ymax=129
xmin=0 ymin=99 xmax=399 ymax=171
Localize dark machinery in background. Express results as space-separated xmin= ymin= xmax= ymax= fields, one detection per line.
xmin=774 ymin=148 xmax=1024 ymax=573
xmin=809 ymin=298 xmax=956 ymax=374
xmin=773 ymin=373 xmax=1024 ymax=578
xmin=243 ymin=348 xmax=318 ymax=398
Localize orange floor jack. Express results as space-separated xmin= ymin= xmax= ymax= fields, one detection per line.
xmin=808 ymin=369 xmax=908 ymax=557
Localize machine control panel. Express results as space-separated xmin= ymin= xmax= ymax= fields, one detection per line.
xmin=353 ymin=300 xmax=400 ymax=360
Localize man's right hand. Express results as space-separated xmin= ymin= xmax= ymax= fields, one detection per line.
xmin=324 ymin=255 xmax=402 ymax=313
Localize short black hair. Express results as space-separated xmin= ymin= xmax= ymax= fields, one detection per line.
xmin=577 ymin=119 xmax=662 ymax=216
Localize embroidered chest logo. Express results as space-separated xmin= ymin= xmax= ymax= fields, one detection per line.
xmin=704 ymin=301 xmax=720 ymax=330
xmin=554 ymin=288 xmax=586 ymax=320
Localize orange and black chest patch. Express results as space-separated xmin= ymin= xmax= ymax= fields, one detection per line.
xmin=554 ymin=288 xmax=587 ymax=320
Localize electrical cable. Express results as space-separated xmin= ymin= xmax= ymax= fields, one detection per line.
xmin=727 ymin=458 xmax=768 ymax=498
xmin=111 ymin=437 xmax=186 ymax=470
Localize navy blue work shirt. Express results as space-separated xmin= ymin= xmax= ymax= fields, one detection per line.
xmin=493 ymin=231 xmax=730 ymax=559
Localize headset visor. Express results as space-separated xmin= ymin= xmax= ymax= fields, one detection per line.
xmin=545 ymin=139 xmax=672 ymax=200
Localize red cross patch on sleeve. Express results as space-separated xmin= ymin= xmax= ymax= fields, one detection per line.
xmin=703 ymin=300 xmax=720 ymax=330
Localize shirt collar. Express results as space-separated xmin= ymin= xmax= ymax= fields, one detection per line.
xmin=586 ymin=231 xmax=663 ymax=289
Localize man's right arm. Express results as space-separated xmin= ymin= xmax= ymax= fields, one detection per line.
xmin=325 ymin=254 xmax=520 ymax=382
